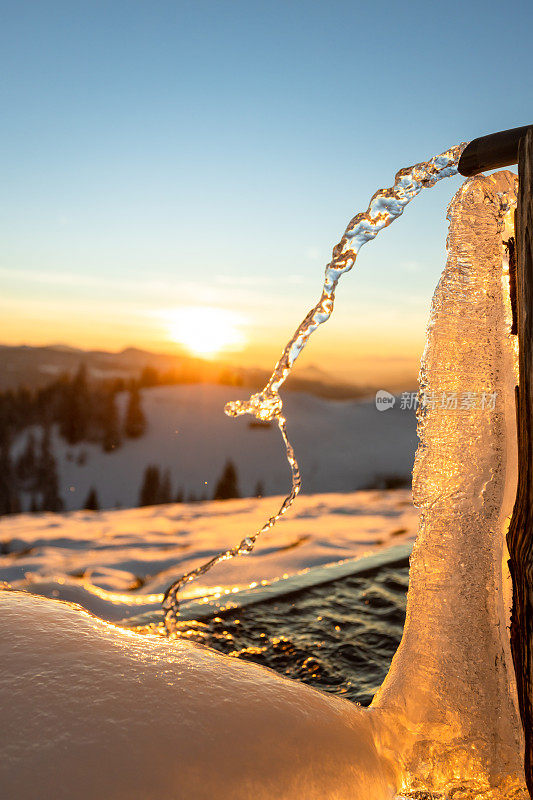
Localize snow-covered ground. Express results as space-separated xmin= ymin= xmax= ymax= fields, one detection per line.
xmin=24 ymin=384 xmax=417 ymax=511
xmin=0 ymin=490 xmax=417 ymax=622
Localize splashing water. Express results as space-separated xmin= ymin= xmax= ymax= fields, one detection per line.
xmin=162 ymin=142 xmax=467 ymax=631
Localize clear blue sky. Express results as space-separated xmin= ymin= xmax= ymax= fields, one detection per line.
xmin=2 ymin=0 xmax=532 ymax=382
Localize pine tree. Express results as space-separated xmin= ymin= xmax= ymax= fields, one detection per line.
xmin=124 ymin=387 xmax=146 ymax=438
xmin=101 ymin=390 xmax=121 ymax=452
xmin=213 ymin=459 xmax=241 ymax=500
xmin=60 ymin=364 xmax=90 ymax=445
xmin=37 ymin=426 xmax=64 ymax=512
xmin=138 ymin=465 xmax=160 ymax=506
xmin=254 ymin=480 xmax=264 ymax=498
xmin=83 ymin=487 xmax=100 ymax=511
xmin=175 ymin=488 xmax=184 ymax=503
xmin=139 ymin=366 xmax=158 ymax=387
xmin=0 ymin=427 xmax=21 ymax=515
xmin=15 ymin=430 xmax=37 ymax=489
xmin=157 ymin=469 xmax=172 ymax=504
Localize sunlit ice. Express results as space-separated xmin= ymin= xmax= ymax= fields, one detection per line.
xmin=161 ymin=306 xmax=246 ymax=358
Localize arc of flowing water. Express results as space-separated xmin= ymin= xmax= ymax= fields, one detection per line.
xmin=163 ymin=142 xmax=468 ymax=631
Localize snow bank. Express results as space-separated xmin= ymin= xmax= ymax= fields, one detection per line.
xmin=0 ymin=490 xmax=417 ymax=621
xmin=0 ymin=590 xmax=397 ymax=800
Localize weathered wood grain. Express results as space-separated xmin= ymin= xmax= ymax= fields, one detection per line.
xmin=507 ymin=128 xmax=533 ymax=798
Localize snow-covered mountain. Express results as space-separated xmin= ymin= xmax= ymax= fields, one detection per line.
xmin=16 ymin=384 xmax=417 ymax=512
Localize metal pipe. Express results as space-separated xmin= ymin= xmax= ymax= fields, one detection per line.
xmin=458 ymin=125 xmax=533 ymax=177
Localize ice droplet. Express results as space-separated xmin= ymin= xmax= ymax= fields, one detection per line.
xmin=238 ymin=538 xmax=254 ymax=555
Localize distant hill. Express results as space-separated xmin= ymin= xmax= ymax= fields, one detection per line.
xmin=10 ymin=383 xmax=417 ymax=512
xmin=0 ymin=343 xmax=379 ymax=400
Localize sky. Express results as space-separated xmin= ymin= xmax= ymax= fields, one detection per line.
xmin=2 ymin=0 xmax=533 ymax=385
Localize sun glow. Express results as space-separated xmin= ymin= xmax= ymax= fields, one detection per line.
xmin=164 ymin=306 xmax=245 ymax=358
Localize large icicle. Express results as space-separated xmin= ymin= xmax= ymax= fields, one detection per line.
xmin=374 ymin=172 xmax=525 ymax=798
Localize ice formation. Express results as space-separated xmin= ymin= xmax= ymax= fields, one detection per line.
xmin=374 ymin=171 xmax=526 ymax=798
xmin=163 ymin=143 xmax=467 ymax=627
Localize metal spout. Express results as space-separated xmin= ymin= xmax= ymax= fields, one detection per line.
xmin=458 ymin=125 xmax=533 ymax=177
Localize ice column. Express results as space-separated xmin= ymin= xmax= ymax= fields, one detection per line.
xmin=373 ymin=172 xmax=525 ymax=797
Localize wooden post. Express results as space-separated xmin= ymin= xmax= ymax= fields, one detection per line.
xmin=507 ymin=128 xmax=533 ymax=798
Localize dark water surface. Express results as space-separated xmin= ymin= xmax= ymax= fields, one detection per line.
xmin=176 ymin=564 xmax=409 ymax=706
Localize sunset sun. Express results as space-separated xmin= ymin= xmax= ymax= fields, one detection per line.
xmin=164 ymin=306 xmax=245 ymax=358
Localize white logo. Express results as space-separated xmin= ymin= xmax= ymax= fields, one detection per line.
xmin=375 ymin=390 xmax=396 ymax=411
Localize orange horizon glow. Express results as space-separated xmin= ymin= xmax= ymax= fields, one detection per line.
xmin=0 ymin=298 xmax=424 ymax=387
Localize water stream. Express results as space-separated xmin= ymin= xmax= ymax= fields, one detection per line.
xmin=163 ymin=142 xmax=467 ymax=630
